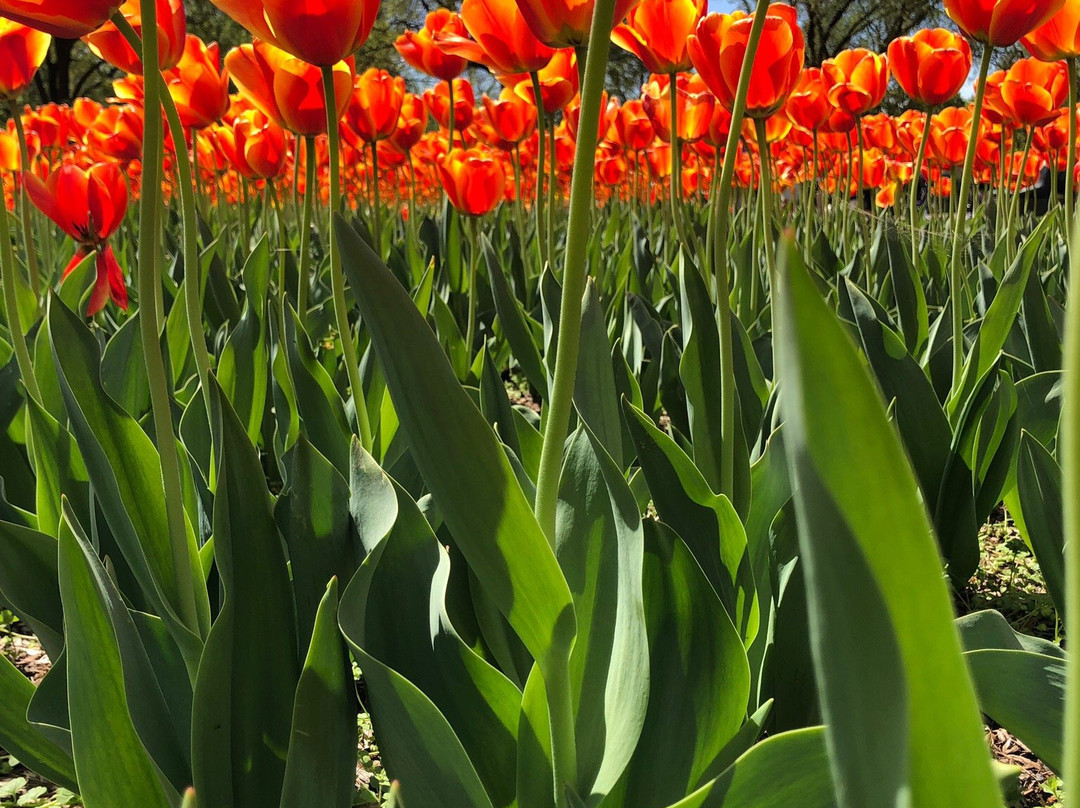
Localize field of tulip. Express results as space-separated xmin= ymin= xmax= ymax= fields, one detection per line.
xmin=0 ymin=0 xmax=1078 ymax=806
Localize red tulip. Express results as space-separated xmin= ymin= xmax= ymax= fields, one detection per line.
xmin=0 ymin=0 xmax=121 ymax=39
xmin=437 ymin=146 xmax=507 ymax=215
xmin=395 ymin=9 xmax=469 ymax=81
xmin=435 ymin=0 xmax=554 ymax=75
xmin=164 ymin=35 xmax=230 ymax=129
xmin=84 ymin=0 xmax=186 ymax=75
xmin=611 ymin=0 xmax=707 ymax=74
xmin=945 ymin=0 xmax=1064 ymax=46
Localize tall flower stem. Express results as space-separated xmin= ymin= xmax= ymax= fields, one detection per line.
xmin=1066 ymin=57 xmax=1077 ymax=242
xmin=134 ymin=0 xmax=200 ymax=638
xmin=322 ymin=65 xmax=373 ymax=451
xmin=1063 ymin=193 xmax=1080 ymax=808
xmin=370 ymin=140 xmax=382 ymax=257
xmin=465 ymin=216 xmax=479 ymax=351
xmin=298 ymin=135 xmax=315 ymax=330
xmin=533 ymin=0 xmax=617 ymax=545
xmin=910 ymin=108 xmax=931 ymax=265
xmin=753 ymin=118 xmax=777 ymax=282
xmin=531 ymin=71 xmax=549 ymax=272
xmin=948 ymin=44 xmax=994 ymax=388
xmin=0 ymin=167 xmax=40 ymax=403
xmin=708 ymin=0 xmax=771 ymax=502
xmin=669 ymin=73 xmax=687 ymax=248
xmin=10 ymin=105 xmax=40 ymax=298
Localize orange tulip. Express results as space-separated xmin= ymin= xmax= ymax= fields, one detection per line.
xmin=164 ymin=35 xmax=230 ymax=130
xmin=502 ymin=47 xmax=579 ymax=114
xmin=642 ymin=72 xmax=714 ymax=142
xmin=861 ymin=113 xmax=898 ymax=152
xmin=612 ymin=98 xmax=656 ymax=151
xmin=210 ymin=0 xmax=379 ymax=67
xmin=611 ymin=0 xmax=707 ymax=74
xmin=998 ymin=56 xmax=1069 ymax=126
xmin=785 ymin=67 xmax=831 ymax=132
xmin=434 ymin=0 xmax=554 ymax=75
xmin=887 ymin=28 xmax=972 ymax=107
xmin=25 ymin=161 xmax=128 ymax=314
xmin=86 ymin=103 xmax=144 ymax=164
xmin=982 ymin=69 xmax=1013 ymax=124
xmin=437 ymin=146 xmax=507 ymax=215
xmin=1023 ymin=0 xmax=1080 ymax=59
xmin=84 ymin=0 xmax=185 ymax=74
xmin=514 ymin=0 xmax=642 ymax=47
xmin=0 ymin=0 xmax=121 ymax=39
xmin=346 ymin=68 xmax=405 ymax=143
xmin=214 ymin=108 xmax=288 ymax=180
xmin=688 ymin=4 xmax=805 ymax=119
xmin=424 ymin=77 xmax=475 ymax=133
xmin=0 ymin=20 xmax=49 ymax=101
xmin=928 ymin=105 xmax=973 ymax=167
xmin=944 ymin=0 xmax=1064 ymax=46
xmin=226 ymin=40 xmax=354 ymax=137
xmin=390 ymin=93 xmax=428 ymax=153
xmin=396 ymin=9 xmax=469 ymax=81
xmin=481 ymin=88 xmax=537 ymax=147
xmin=821 ymin=49 xmax=889 ymax=117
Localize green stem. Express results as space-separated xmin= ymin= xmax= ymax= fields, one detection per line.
xmin=1067 ymin=57 xmax=1077 ymax=242
xmin=708 ymin=0 xmax=771 ymax=502
xmin=370 ymin=140 xmax=382 ymax=257
xmin=910 ymin=109 xmax=931 ymax=266
xmin=465 ymin=216 xmax=479 ymax=351
xmin=10 ymin=106 xmax=40 ymax=299
xmin=0 ymin=168 xmax=40 ymax=403
xmin=754 ymin=118 xmax=776 ymax=283
xmin=533 ymin=0 xmax=617 ymax=547
xmin=948 ymin=44 xmax=994 ymax=389
xmin=322 ymin=65 xmax=373 ymax=451
xmin=531 ymin=72 xmax=549 ymax=273
xmin=133 ymin=0 xmax=201 ymax=641
xmin=1005 ymin=126 xmax=1033 ymax=246
xmin=298 ymin=136 xmax=315 ymax=331
xmin=669 ymin=73 xmax=686 ymax=249
xmin=1063 ymin=191 xmax=1080 ymax=808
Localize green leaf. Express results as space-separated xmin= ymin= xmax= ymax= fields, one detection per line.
xmin=57 ymin=505 xmax=175 ymax=808
xmin=0 ymin=520 xmax=63 ymax=658
xmin=485 ymin=241 xmax=547 ymax=397
xmin=624 ymin=402 xmax=758 ymax=645
xmin=192 ymin=379 xmax=300 ymax=808
xmin=774 ymin=239 xmax=1001 ymax=808
xmin=0 ymin=654 xmax=76 ymax=791
xmin=665 ymin=728 xmax=836 ymax=808
xmin=339 ymin=484 xmax=518 ymax=808
xmin=279 ymin=578 xmax=358 ymax=808
xmin=601 ymin=521 xmax=749 ymax=808
xmin=574 ymin=281 xmax=622 ymax=468
xmin=335 ymin=218 xmax=575 ymax=681
xmin=218 ymin=238 xmax=270 ymax=444
xmin=1013 ymin=431 xmax=1065 ymax=617
xmin=47 ymin=297 xmax=208 ymax=660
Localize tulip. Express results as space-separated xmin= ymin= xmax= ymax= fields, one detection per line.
xmin=481 ymin=89 xmax=538 ymax=147
xmin=210 ymin=0 xmax=379 ymax=67
xmin=84 ymin=0 xmax=186 ymax=74
xmin=226 ymin=40 xmax=354 ymax=137
xmin=25 ymin=162 xmax=128 ymax=314
xmin=998 ymin=56 xmax=1069 ymax=126
xmin=214 ymin=108 xmax=288 ymax=180
xmin=612 ymin=98 xmax=656 ymax=152
xmin=86 ymin=103 xmax=145 ymax=164
xmin=164 ymin=35 xmax=230 ymax=130
xmin=502 ymin=48 xmax=579 ymax=114
xmin=785 ymin=67 xmax=832 ymax=133
xmin=928 ymin=105 xmax=974 ymax=167
xmin=390 ymin=94 xmax=428 ymax=153
xmin=424 ymin=77 xmax=475 ymax=135
xmin=945 ymin=0 xmax=1064 ymax=47
xmin=688 ymin=4 xmax=805 ymax=119
xmin=611 ymin=0 xmax=707 ymax=74
xmin=888 ymin=29 xmax=973 ymax=108
xmin=821 ymin=48 xmax=889 ymax=117
xmin=1023 ymin=0 xmax=1080 ymax=59
xmin=642 ymin=72 xmax=714 ymax=143
xmin=0 ymin=0 xmax=121 ymax=39
xmin=0 ymin=20 xmax=49 ymax=101
xmin=395 ymin=9 xmax=469 ymax=81
xmin=513 ymin=0 xmax=641 ymax=47
xmin=435 ymin=0 xmax=554 ymax=75
xmin=346 ymin=68 xmax=405 ymax=144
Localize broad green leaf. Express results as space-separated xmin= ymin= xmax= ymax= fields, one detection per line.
xmin=47 ymin=297 xmax=208 ymax=659
xmin=335 ymin=218 xmax=575 ymax=680
xmin=601 ymin=521 xmax=749 ymax=808
xmin=279 ymin=578 xmax=358 ymax=808
xmin=57 ymin=505 xmax=175 ymax=808
xmin=485 ymin=241 xmax=547 ymax=397
xmin=575 ymin=281 xmax=622 ymax=468
xmin=192 ymin=379 xmax=299 ymax=808
xmin=0 ymin=654 xmax=76 ymax=791
xmin=774 ymin=240 xmax=1001 ymax=808
xmin=666 ymin=728 xmax=835 ymax=808
xmin=0 ymin=519 xmax=63 ymax=657
xmin=624 ymin=402 xmax=758 ymax=645
xmin=1013 ymin=431 xmax=1065 ymax=617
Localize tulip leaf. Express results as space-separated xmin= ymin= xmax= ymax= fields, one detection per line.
xmin=774 ymin=239 xmax=1002 ymax=808
xmin=279 ymin=578 xmax=358 ymax=808
xmin=485 ymin=240 xmax=547 ymax=397
xmin=575 ymin=281 xmax=623 ymax=469
xmin=0 ymin=654 xmax=76 ymax=792
xmin=335 ymin=217 xmax=575 ymax=680
xmin=192 ymin=379 xmax=300 ymax=808
xmin=1013 ymin=431 xmax=1065 ymax=618
xmin=0 ymin=519 xmax=63 ymax=658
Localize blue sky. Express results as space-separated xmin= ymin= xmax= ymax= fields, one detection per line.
xmin=707 ymin=0 xmax=741 ymax=11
